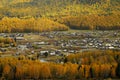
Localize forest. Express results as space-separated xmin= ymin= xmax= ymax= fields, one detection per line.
xmin=0 ymin=17 xmax=68 ymax=33
xmin=0 ymin=0 xmax=119 ymax=31
xmin=60 ymin=14 xmax=120 ymax=30
xmin=0 ymin=50 xmax=120 ymax=79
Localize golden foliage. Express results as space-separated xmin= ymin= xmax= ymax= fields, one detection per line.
xmin=0 ymin=50 xmax=120 ymax=79
xmin=0 ymin=17 xmax=69 ymax=33
xmin=61 ymin=14 xmax=120 ymax=30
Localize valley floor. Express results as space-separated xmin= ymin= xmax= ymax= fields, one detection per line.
xmin=0 ymin=30 xmax=120 ymax=62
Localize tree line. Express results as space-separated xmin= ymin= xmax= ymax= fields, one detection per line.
xmin=0 ymin=17 xmax=68 ymax=33
xmin=59 ymin=14 xmax=120 ymax=30
xmin=0 ymin=14 xmax=120 ymax=32
xmin=0 ymin=50 xmax=120 ymax=79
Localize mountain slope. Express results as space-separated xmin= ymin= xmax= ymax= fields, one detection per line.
xmin=0 ymin=0 xmax=119 ymax=18
xmin=0 ymin=0 xmax=119 ymax=31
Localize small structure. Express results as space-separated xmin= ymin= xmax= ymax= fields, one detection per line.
xmin=40 ymin=50 xmax=49 ymax=56
xmin=15 ymin=37 xmax=24 ymax=40
xmin=34 ymin=42 xmax=49 ymax=45
xmin=17 ymin=45 xmax=27 ymax=51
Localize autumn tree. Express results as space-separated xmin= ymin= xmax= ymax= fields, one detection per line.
xmin=2 ymin=64 xmax=11 ymax=79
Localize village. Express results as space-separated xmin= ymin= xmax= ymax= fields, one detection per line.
xmin=0 ymin=30 xmax=120 ymax=63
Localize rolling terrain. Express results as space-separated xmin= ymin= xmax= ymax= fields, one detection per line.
xmin=0 ymin=0 xmax=120 ymax=79
xmin=0 ymin=0 xmax=119 ymax=31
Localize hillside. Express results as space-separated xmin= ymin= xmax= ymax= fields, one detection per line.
xmin=0 ymin=0 xmax=119 ymax=18
xmin=0 ymin=0 xmax=119 ymax=31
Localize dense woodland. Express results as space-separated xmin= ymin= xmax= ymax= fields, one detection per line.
xmin=60 ymin=14 xmax=120 ymax=30
xmin=0 ymin=17 xmax=68 ymax=33
xmin=0 ymin=50 xmax=120 ymax=79
xmin=0 ymin=0 xmax=119 ymax=31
